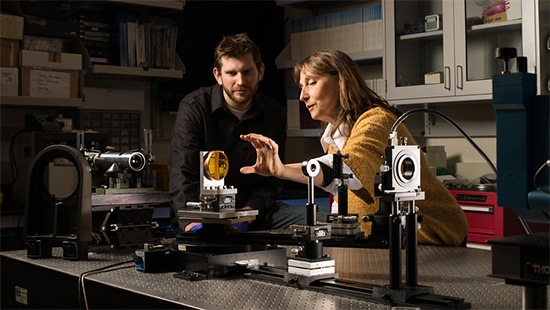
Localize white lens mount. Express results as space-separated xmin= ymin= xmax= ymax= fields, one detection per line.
xmin=391 ymin=146 xmax=421 ymax=191
xmin=305 ymin=159 xmax=320 ymax=177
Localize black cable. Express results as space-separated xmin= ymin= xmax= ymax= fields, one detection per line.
xmin=78 ymin=259 xmax=134 ymax=309
xmin=390 ymin=108 xmax=497 ymax=174
xmin=9 ymin=129 xmax=26 ymax=196
xmin=9 ymin=129 xmax=27 ymax=246
xmin=534 ymin=160 xmax=550 ymax=194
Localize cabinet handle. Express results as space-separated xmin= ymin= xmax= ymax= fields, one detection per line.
xmin=444 ymin=66 xmax=451 ymax=90
xmin=457 ymin=65 xmax=463 ymax=90
xmin=460 ymin=205 xmax=493 ymax=213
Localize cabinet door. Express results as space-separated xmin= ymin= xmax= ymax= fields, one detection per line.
xmin=385 ymin=0 xmax=455 ymax=100
xmin=453 ymin=0 xmax=525 ymax=96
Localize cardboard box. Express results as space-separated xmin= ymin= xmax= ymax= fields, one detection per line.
xmin=1 ymin=39 xmax=19 ymax=67
xmin=0 ymin=67 xmax=19 ymax=96
xmin=482 ymin=0 xmax=521 ymax=24
xmin=20 ymin=68 xmax=79 ymax=98
xmin=425 ymin=71 xmax=443 ymax=84
xmin=21 ymin=50 xmax=82 ymax=70
xmin=0 ymin=14 xmax=24 ymax=40
xmin=24 ymin=15 xmax=77 ymax=39
xmin=483 ymin=12 xmax=507 ymax=24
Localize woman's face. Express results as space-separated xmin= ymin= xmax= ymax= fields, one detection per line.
xmin=298 ymin=68 xmax=339 ymax=124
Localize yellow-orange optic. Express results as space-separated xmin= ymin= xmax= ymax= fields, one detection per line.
xmin=203 ymin=150 xmax=229 ymax=181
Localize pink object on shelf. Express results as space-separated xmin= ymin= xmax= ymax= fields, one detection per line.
xmin=482 ymin=2 xmax=509 ymax=16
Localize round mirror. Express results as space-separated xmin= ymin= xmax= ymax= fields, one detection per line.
xmin=203 ymin=151 xmax=229 ymax=181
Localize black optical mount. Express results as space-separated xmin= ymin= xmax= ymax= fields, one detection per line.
xmin=368 ymin=133 xmax=469 ymax=308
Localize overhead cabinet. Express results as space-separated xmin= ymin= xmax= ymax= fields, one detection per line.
xmin=385 ymin=0 xmax=540 ymax=104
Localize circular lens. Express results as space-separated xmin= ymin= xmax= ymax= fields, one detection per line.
xmin=129 ymin=154 xmax=145 ymax=171
xmin=204 ymin=151 xmax=229 ymax=180
xmin=400 ymin=157 xmax=415 ymax=181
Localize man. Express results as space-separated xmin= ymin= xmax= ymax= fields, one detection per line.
xmin=168 ymin=33 xmax=287 ymax=232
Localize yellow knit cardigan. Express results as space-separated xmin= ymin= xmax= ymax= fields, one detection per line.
xmin=329 ymin=107 xmax=468 ymax=246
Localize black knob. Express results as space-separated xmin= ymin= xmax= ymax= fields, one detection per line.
xmin=495 ymin=47 xmax=517 ymax=74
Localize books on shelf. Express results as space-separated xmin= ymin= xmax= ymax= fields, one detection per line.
xmin=124 ymin=21 xmax=178 ymax=69
xmin=77 ymin=8 xmax=113 ymax=65
xmin=75 ymin=9 xmax=178 ymax=69
xmin=290 ymin=5 xmax=383 ymax=60
xmin=366 ymin=78 xmax=384 ymax=97
xmin=127 ymin=21 xmax=137 ymax=67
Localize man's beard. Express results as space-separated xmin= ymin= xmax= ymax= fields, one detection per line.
xmin=222 ymin=82 xmax=259 ymax=106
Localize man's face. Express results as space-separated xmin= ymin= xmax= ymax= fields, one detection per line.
xmin=213 ymin=53 xmax=265 ymax=111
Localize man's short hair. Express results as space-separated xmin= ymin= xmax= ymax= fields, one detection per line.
xmin=214 ymin=33 xmax=262 ymax=70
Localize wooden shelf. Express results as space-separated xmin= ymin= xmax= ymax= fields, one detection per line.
xmin=0 ymin=96 xmax=84 ymax=108
xmin=83 ymin=48 xmax=185 ymax=79
xmin=89 ymin=64 xmax=184 ymax=79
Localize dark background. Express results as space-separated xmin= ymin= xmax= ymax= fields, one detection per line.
xmin=160 ymin=0 xmax=286 ymax=111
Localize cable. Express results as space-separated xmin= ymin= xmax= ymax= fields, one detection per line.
xmin=533 ymin=159 xmax=550 ymax=194
xmin=78 ymin=260 xmax=134 ymax=309
xmin=390 ymin=108 xmax=540 ymax=235
xmin=8 ymin=129 xmax=26 ymax=198
xmin=390 ymin=108 xmax=497 ymax=174
xmin=8 ymin=129 xmax=27 ymax=246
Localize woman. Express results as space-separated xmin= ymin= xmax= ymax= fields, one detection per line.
xmin=240 ymin=50 xmax=468 ymax=246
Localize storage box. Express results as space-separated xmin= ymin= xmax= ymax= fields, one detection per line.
xmin=0 ymin=67 xmax=19 ymax=96
xmin=482 ymin=0 xmax=521 ymax=24
xmin=21 ymin=50 xmax=82 ymax=70
xmin=425 ymin=145 xmax=447 ymax=168
xmin=0 ymin=14 xmax=24 ymax=40
xmin=20 ymin=68 xmax=79 ymax=98
xmin=424 ymin=71 xmax=443 ymax=84
xmin=1 ymin=39 xmax=19 ymax=67
xmin=482 ymin=12 xmax=507 ymax=24
xmin=24 ymin=15 xmax=77 ymax=39
xmin=23 ymin=35 xmax=65 ymax=53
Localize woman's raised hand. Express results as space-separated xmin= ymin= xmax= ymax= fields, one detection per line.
xmin=239 ymin=133 xmax=284 ymax=178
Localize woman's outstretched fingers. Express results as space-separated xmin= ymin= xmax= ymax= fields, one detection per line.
xmin=240 ymin=134 xmax=265 ymax=149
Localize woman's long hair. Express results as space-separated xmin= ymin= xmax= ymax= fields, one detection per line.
xmin=293 ymin=50 xmax=400 ymax=138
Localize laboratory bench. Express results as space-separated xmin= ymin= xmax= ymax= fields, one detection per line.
xmin=0 ymin=244 xmax=539 ymax=309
